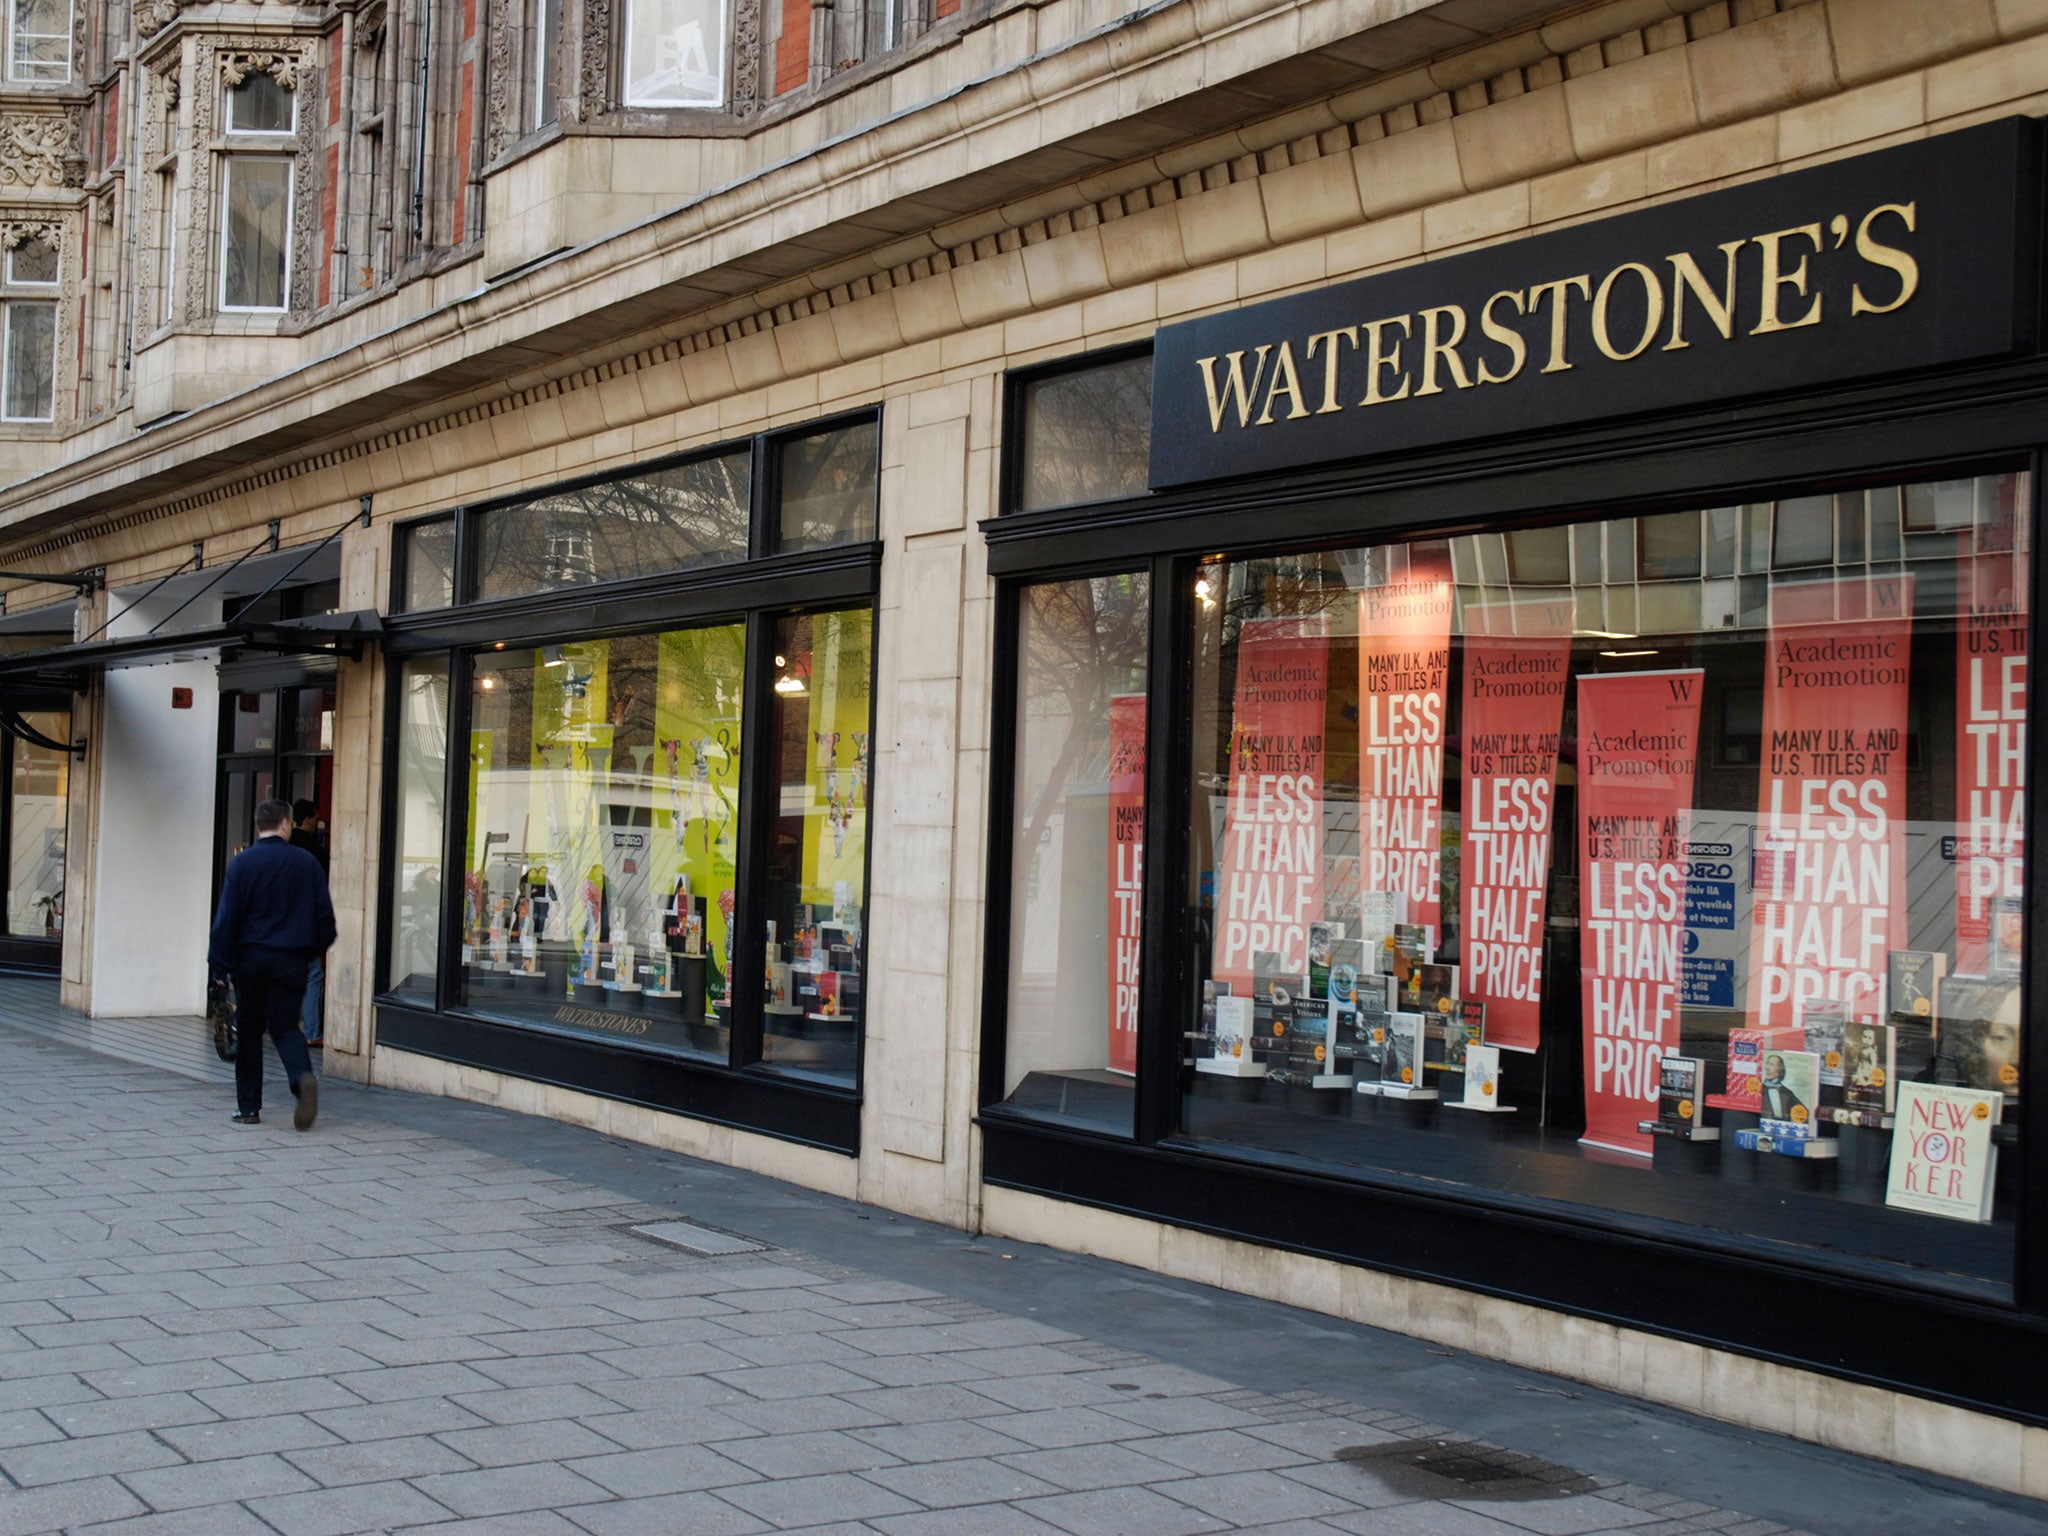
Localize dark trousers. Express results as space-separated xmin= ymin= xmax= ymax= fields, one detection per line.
xmin=233 ymin=952 xmax=315 ymax=1116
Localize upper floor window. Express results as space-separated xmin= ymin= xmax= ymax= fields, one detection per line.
xmin=532 ymin=0 xmax=564 ymax=129
xmin=624 ymin=0 xmax=727 ymax=108
xmin=8 ymin=0 xmax=70 ymax=83
xmin=1 ymin=235 xmax=57 ymax=422
xmin=219 ymin=70 xmax=296 ymax=313
xmin=227 ymin=69 xmax=295 ymax=134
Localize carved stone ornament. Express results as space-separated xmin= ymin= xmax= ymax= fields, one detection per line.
xmin=732 ymin=0 xmax=760 ymax=116
xmin=0 ymin=116 xmax=77 ymax=190
xmin=484 ymin=0 xmax=517 ymax=163
xmin=0 ymin=220 xmax=62 ymax=251
xmin=222 ymin=52 xmax=302 ymax=91
xmin=575 ymin=0 xmax=611 ymax=123
xmin=134 ymin=0 xmax=179 ymax=40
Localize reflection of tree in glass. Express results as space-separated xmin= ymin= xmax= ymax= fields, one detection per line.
xmin=781 ymin=422 xmax=879 ymax=551
xmin=1017 ymin=575 xmax=1149 ymax=869
xmin=479 ymin=450 xmax=751 ymax=600
xmin=1018 ymin=358 xmax=1151 ymax=512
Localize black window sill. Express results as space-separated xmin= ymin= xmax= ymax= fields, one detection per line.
xmin=376 ymin=998 xmax=861 ymax=1155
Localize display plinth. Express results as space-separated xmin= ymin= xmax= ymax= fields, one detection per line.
xmin=1443 ymin=1100 xmax=1519 ymax=1141
xmin=1197 ymin=1055 xmax=1266 ymax=1079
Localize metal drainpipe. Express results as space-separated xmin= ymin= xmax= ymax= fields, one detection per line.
xmin=334 ymin=6 xmax=357 ymax=298
xmin=411 ymin=0 xmax=433 ymax=245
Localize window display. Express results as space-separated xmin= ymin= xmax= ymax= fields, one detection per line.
xmin=1000 ymin=573 xmax=1150 ymax=1133
xmin=1183 ymin=472 xmax=2027 ymax=1292
xmin=387 ymin=659 xmax=449 ymax=999
xmin=6 ymin=709 xmax=65 ymax=938
xmin=760 ymin=609 xmax=873 ymax=1086
xmin=461 ymin=624 xmax=745 ymax=1059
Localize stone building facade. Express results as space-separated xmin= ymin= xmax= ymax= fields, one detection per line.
xmin=2 ymin=0 xmax=2047 ymax=1495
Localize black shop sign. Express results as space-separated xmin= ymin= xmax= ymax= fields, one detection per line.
xmin=1149 ymin=117 xmax=2041 ymax=489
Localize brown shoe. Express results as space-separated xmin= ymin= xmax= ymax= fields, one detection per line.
xmin=294 ymin=1075 xmax=318 ymax=1131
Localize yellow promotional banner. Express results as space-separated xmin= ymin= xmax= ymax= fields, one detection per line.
xmin=655 ymin=625 xmax=746 ymax=995
xmin=800 ymin=611 xmax=873 ymax=909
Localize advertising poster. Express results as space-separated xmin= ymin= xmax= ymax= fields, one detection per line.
xmin=1213 ymin=616 xmax=1329 ymax=990
xmin=654 ymin=628 xmax=745 ymax=998
xmin=1745 ymin=577 xmax=1913 ymax=1035
xmin=1458 ymin=598 xmax=1572 ymax=1053
xmin=799 ymin=611 xmax=873 ymax=906
xmin=1956 ymin=537 xmax=2027 ymax=978
xmin=1106 ymin=694 xmax=1146 ymax=1076
xmin=1577 ymin=670 xmax=1704 ymax=1156
xmin=1358 ymin=542 xmax=1454 ymax=946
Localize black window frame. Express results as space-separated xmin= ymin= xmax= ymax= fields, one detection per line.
xmin=375 ymin=408 xmax=883 ymax=1155
xmin=978 ymin=339 xmax=2048 ymax=1428
xmin=1001 ymin=342 xmax=1156 ymax=517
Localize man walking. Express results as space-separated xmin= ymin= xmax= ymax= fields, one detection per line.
xmin=209 ymin=797 xmax=336 ymax=1129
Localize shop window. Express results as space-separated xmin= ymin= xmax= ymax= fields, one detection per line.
xmin=387 ymin=658 xmax=449 ymax=1000
xmin=999 ymin=572 xmax=1150 ymax=1135
xmin=1156 ymin=469 xmax=2030 ymax=1293
xmin=6 ymin=711 xmax=67 ymax=938
xmin=219 ymin=156 xmax=292 ymax=312
xmin=761 ymin=609 xmax=872 ymax=1086
xmin=1504 ymin=527 xmax=1569 ymax=586
xmin=397 ymin=518 xmax=457 ymax=613
xmin=476 ymin=448 xmax=751 ymax=603
xmin=1637 ymin=511 xmax=1702 ymax=581
xmin=8 ymin=0 xmax=69 ymax=82
xmin=1012 ymin=353 xmax=1153 ymax=513
xmin=378 ymin=410 xmax=882 ymax=1130
xmin=461 ymin=624 xmax=747 ymax=1060
xmin=624 ymin=0 xmax=727 ymax=107
xmin=777 ymin=419 xmax=878 ymax=552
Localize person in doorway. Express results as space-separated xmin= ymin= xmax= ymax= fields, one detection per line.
xmin=209 ymin=797 xmax=336 ymax=1129
xmin=289 ymin=799 xmax=330 ymax=1046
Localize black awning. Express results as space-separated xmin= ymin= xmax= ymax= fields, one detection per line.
xmin=0 ymin=608 xmax=384 ymax=692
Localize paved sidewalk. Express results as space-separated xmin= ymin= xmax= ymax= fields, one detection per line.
xmin=0 ymin=1019 xmax=2040 ymax=1536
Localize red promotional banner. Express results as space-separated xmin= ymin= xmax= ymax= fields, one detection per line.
xmin=1106 ymin=694 xmax=1146 ymax=1076
xmin=1746 ymin=577 xmax=1913 ymax=1033
xmin=1213 ymin=617 xmax=1329 ymax=990
xmin=1956 ymin=537 xmax=2027 ymax=978
xmin=1358 ymin=543 xmax=1454 ymax=945
xmin=1578 ymin=670 xmax=1703 ymax=1156
xmin=1460 ymin=599 xmax=1573 ymax=1053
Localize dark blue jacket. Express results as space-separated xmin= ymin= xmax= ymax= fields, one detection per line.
xmin=208 ymin=834 xmax=339 ymax=972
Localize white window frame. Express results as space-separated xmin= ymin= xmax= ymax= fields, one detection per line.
xmin=5 ymin=237 xmax=57 ymax=288
xmin=158 ymin=169 xmax=176 ymax=324
xmin=1 ymin=299 xmax=57 ymax=422
xmin=225 ymin=69 xmax=297 ymax=136
xmin=7 ymin=0 xmax=72 ymax=84
xmin=622 ymin=0 xmax=727 ymax=109
xmin=218 ymin=155 xmax=293 ymax=314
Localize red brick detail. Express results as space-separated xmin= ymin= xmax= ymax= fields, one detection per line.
xmin=775 ymin=0 xmax=810 ymax=95
xmin=462 ymin=0 xmax=476 ymax=39
xmin=934 ymin=0 xmax=959 ymax=15
xmin=329 ymin=36 xmax=343 ymax=126
xmin=105 ymin=77 xmax=119 ymax=155
xmin=320 ymin=142 xmax=338 ymax=306
xmin=454 ymin=61 xmax=474 ymax=244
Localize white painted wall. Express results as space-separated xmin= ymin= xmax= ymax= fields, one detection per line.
xmin=88 ymin=593 xmax=220 ymax=1017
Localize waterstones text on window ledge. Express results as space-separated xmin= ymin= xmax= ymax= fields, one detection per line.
xmin=1004 ymin=472 xmax=2030 ymax=1296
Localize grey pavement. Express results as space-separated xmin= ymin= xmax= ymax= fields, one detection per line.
xmin=0 ymin=1007 xmax=2042 ymax=1536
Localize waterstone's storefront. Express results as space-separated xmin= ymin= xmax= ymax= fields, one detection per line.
xmin=979 ymin=120 xmax=2048 ymax=1437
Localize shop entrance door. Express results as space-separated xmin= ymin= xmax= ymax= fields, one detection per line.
xmin=213 ymin=680 xmax=336 ymax=904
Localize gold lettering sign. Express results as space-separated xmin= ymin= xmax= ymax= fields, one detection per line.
xmin=1189 ymin=198 xmax=1922 ymax=439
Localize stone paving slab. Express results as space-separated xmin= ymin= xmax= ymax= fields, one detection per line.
xmin=0 ymin=1021 xmax=2038 ymax=1535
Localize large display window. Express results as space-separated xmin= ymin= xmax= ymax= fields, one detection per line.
xmin=1178 ymin=473 xmax=2026 ymax=1294
xmin=378 ymin=412 xmax=879 ymax=1142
